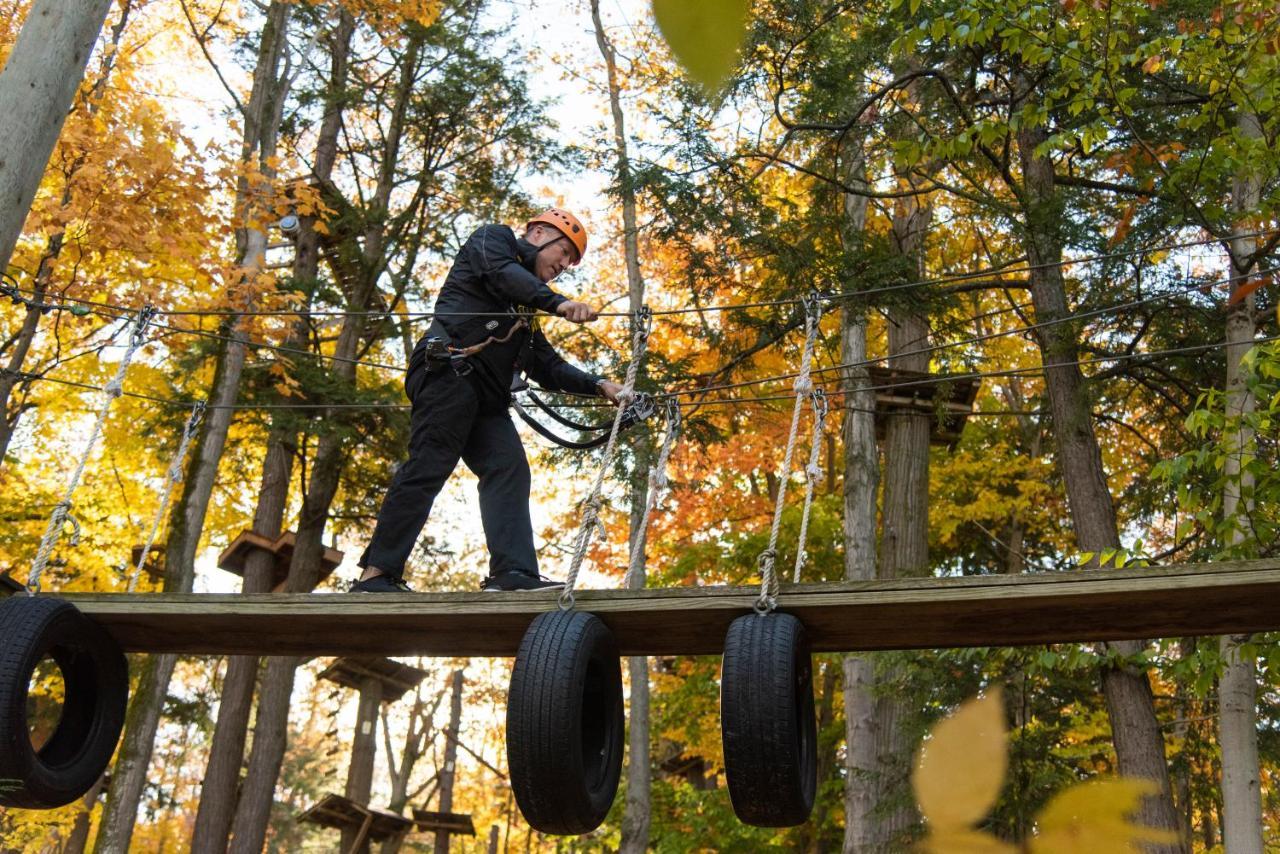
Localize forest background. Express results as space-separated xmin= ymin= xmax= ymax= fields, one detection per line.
xmin=0 ymin=0 xmax=1278 ymax=851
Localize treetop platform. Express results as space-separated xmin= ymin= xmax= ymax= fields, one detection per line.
xmin=317 ymin=656 xmax=429 ymax=703
xmin=53 ymin=559 xmax=1280 ymax=658
xmin=216 ymin=529 xmax=344 ymax=591
xmin=296 ymin=793 xmax=411 ymax=843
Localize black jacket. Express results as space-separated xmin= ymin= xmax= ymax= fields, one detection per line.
xmin=413 ymin=225 xmax=603 ymax=406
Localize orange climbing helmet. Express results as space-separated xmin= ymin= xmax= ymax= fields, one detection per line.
xmin=527 ymin=208 xmax=588 ymax=265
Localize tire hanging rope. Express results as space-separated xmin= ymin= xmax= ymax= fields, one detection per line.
xmin=27 ymin=306 xmax=156 ymax=595
xmin=792 ymin=389 xmax=828 ymax=583
xmin=560 ymin=306 xmax=652 ymax=610
xmin=755 ymin=292 xmax=821 ymax=614
xmin=623 ymin=397 xmax=682 ymax=590
xmin=125 ymin=400 xmax=206 ymax=592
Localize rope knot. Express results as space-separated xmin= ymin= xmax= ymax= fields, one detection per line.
xmin=794 ymin=375 xmax=813 ymax=394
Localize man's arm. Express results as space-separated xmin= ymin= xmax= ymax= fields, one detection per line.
xmin=524 ymin=327 xmax=607 ymax=397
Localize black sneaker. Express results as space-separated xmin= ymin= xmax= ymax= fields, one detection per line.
xmin=349 ymin=574 xmax=413 ymax=593
xmin=480 ymin=570 xmax=564 ymax=592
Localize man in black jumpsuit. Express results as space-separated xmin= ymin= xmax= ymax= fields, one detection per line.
xmin=352 ymin=209 xmax=623 ymax=593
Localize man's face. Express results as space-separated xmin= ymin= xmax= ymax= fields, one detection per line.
xmin=528 ymin=225 xmax=578 ymax=282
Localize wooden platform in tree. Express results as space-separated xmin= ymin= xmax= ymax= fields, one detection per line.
xmin=216 ymin=529 xmax=344 ymax=591
xmin=867 ymin=366 xmax=980 ymax=447
xmin=296 ymin=793 xmax=411 ymax=843
xmin=54 ymin=559 xmax=1280 ymax=658
xmin=412 ymin=809 xmax=476 ymax=835
xmin=318 ymin=656 xmax=429 ymax=703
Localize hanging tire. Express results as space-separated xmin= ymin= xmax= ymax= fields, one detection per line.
xmin=506 ymin=609 xmax=624 ymax=835
xmin=0 ymin=596 xmax=129 ymax=809
xmin=721 ymin=611 xmax=817 ymax=827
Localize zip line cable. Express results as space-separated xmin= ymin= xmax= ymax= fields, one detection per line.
xmin=8 ymin=257 xmax=1259 ymax=403
xmin=5 ymin=227 xmax=1274 ymax=322
xmin=14 ymin=331 xmax=1280 ymax=417
xmin=658 ymin=264 xmax=1279 ymax=400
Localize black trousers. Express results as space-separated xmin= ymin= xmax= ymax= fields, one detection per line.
xmin=358 ymin=362 xmax=538 ymax=579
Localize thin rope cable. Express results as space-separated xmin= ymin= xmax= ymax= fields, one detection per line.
xmin=755 ymin=294 xmax=820 ymax=614
xmin=126 ymin=400 xmax=205 ymax=592
xmin=661 ymin=264 xmax=1279 ymax=400
xmin=623 ymin=398 xmax=682 ymax=590
xmin=560 ymin=306 xmax=653 ymax=609
xmin=793 ymin=389 xmax=828 ymax=584
xmin=27 ymin=306 xmax=155 ymax=594
xmin=6 ymin=227 xmax=1274 ymax=320
xmin=18 ymin=332 xmax=1279 ymax=414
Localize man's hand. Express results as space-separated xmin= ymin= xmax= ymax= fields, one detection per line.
xmin=557 ymin=300 xmax=599 ymax=323
xmin=597 ymin=380 xmax=626 ymax=405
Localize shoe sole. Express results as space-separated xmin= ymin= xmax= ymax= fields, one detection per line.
xmin=481 ymin=586 xmax=565 ymax=593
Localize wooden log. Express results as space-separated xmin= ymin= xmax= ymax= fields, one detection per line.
xmin=58 ymin=559 xmax=1280 ymax=658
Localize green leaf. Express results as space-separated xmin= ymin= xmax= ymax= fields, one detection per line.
xmin=652 ymin=0 xmax=751 ymax=91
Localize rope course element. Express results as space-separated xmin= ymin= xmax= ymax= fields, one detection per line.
xmin=623 ymin=398 xmax=683 ymax=591
xmin=27 ymin=306 xmax=156 ymax=595
xmin=560 ymin=306 xmax=652 ymax=610
xmin=755 ymin=293 xmax=821 ymax=614
xmin=793 ymin=389 xmax=828 ymax=584
xmin=126 ymin=400 xmax=206 ymax=593
xmin=5 ymin=228 xmax=1274 ymax=322
xmin=661 ymin=263 xmax=1280 ymax=400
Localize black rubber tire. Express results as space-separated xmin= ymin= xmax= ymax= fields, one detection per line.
xmin=0 ymin=596 xmax=129 ymax=809
xmin=720 ymin=611 xmax=817 ymax=827
xmin=506 ymin=609 xmax=624 ymax=835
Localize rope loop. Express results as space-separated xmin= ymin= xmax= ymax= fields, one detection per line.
xmin=754 ymin=549 xmax=779 ymax=614
xmin=560 ymin=305 xmax=652 ymax=607
xmin=754 ymin=293 xmax=821 ymax=610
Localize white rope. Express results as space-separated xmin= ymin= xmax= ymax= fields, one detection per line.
xmin=793 ymin=389 xmax=828 ymax=583
xmin=560 ymin=307 xmax=652 ymax=609
xmin=28 ymin=307 xmax=155 ymax=594
xmin=126 ymin=400 xmax=206 ymax=592
xmin=623 ymin=398 xmax=682 ymax=590
xmin=755 ymin=294 xmax=821 ymax=614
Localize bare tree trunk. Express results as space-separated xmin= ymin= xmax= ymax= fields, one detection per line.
xmin=1014 ymin=118 xmax=1184 ymax=852
xmin=340 ymin=675 xmax=384 ymax=854
xmin=0 ymin=0 xmax=112 ymax=276
xmin=873 ymin=187 xmax=933 ymax=849
xmin=433 ymin=669 xmax=465 ymax=854
xmin=96 ymin=6 xmax=295 ymax=849
xmin=228 ymin=35 xmax=421 ymax=851
xmin=191 ymin=14 xmax=352 ymax=849
xmin=1218 ymin=104 xmax=1264 ymax=854
xmin=838 ymin=135 xmax=880 ymax=854
xmin=590 ymin=5 xmax=651 ymax=849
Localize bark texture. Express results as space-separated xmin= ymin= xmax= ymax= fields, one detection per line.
xmin=838 ymin=137 xmax=880 ymax=854
xmin=1217 ymin=104 xmax=1264 ymax=854
xmin=433 ymin=669 xmax=465 ymax=854
xmin=1015 ymin=118 xmax=1184 ymax=851
xmin=0 ymin=0 xmax=113 ymax=275
xmin=873 ymin=188 xmax=933 ymax=848
xmin=590 ymin=4 xmax=652 ymax=849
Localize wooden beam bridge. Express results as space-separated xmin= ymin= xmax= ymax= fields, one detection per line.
xmin=53 ymin=559 xmax=1280 ymax=658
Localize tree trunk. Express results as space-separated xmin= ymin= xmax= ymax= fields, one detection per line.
xmin=229 ymin=34 xmax=419 ymax=850
xmin=838 ymin=135 xmax=880 ymax=854
xmin=873 ymin=186 xmax=934 ymax=849
xmin=59 ymin=772 xmax=106 ymax=854
xmin=0 ymin=0 xmax=113 ymax=276
xmin=1217 ymin=103 xmax=1264 ymax=854
xmin=96 ymin=6 xmax=294 ymax=849
xmin=590 ymin=5 xmax=652 ymax=849
xmin=433 ymin=669 xmax=465 ymax=854
xmin=341 ymin=675 xmax=383 ymax=854
xmin=191 ymin=13 xmax=352 ymax=847
xmin=1014 ymin=118 xmax=1184 ymax=852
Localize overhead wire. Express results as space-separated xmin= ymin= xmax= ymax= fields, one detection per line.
xmin=4 ymin=227 xmax=1274 ymax=321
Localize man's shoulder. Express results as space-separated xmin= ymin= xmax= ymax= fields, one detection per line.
xmin=466 ymin=223 xmax=518 ymax=247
